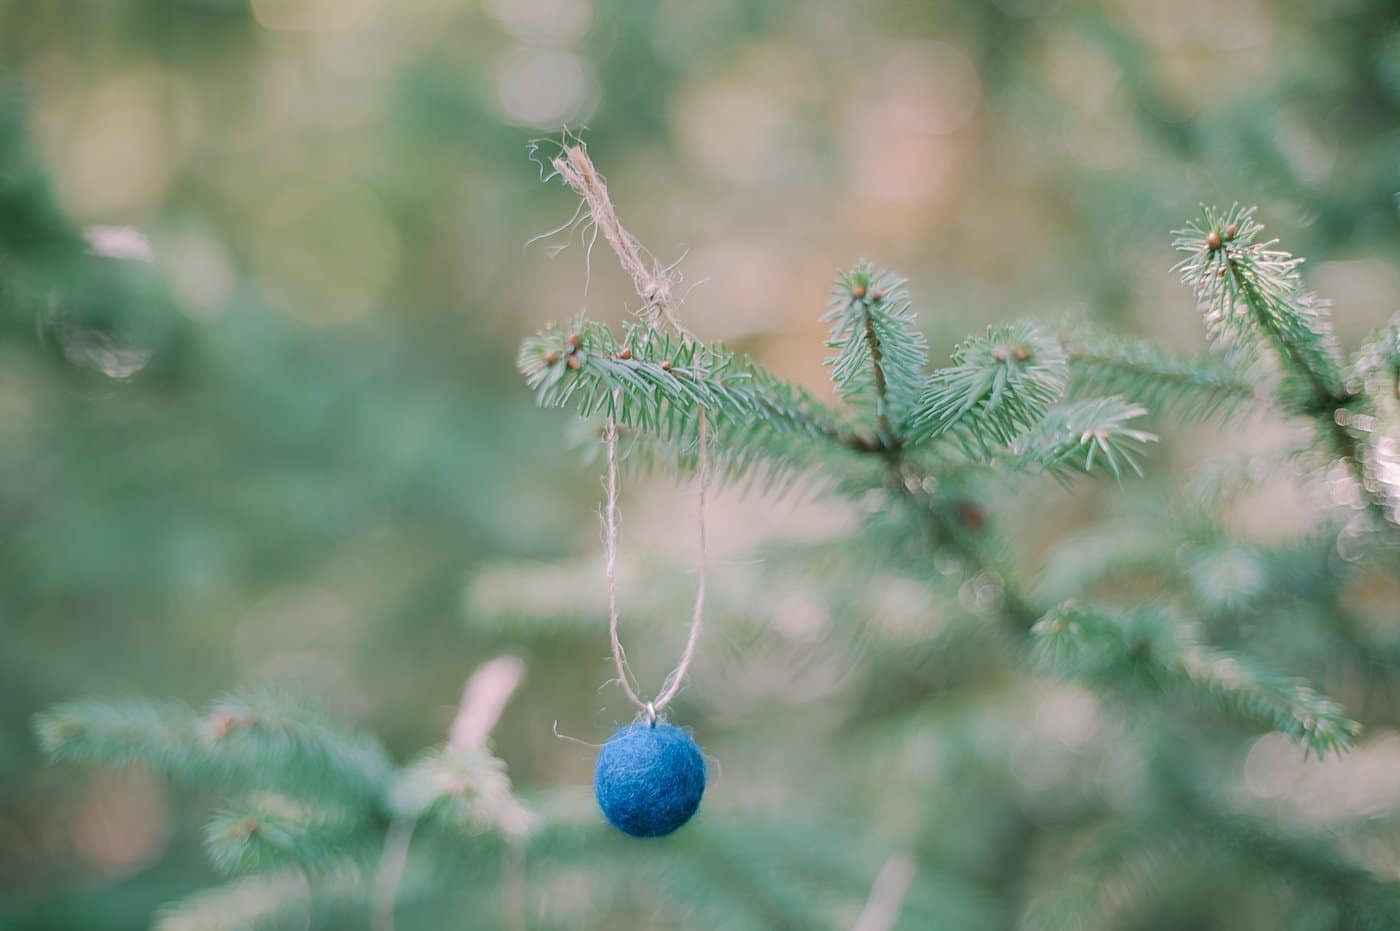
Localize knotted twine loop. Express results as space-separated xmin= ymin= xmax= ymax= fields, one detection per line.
xmin=550 ymin=138 xmax=711 ymax=722
xmin=603 ymin=393 xmax=709 ymax=721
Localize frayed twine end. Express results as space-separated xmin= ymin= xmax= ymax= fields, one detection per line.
xmin=550 ymin=143 xmax=686 ymax=337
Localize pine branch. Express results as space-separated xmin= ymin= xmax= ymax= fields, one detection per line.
xmin=389 ymin=745 xmax=533 ymax=839
xmin=1031 ymin=603 xmax=1360 ymax=758
xmin=904 ymin=322 xmax=1068 ymax=448
xmin=1009 ymin=397 xmax=1157 ymax=483
xmin=1173 ymin=205 xmax=1346 ymax=408
xmin=1177 ymin=644 xmax=1359 ymax=758
xmin=205 ymin=796 xmax=368 ymax=876
xmin=36 ymin=692 xmax=393 ymax=806
xmin=35 ymin=698 xmax=200 ymax=770
xmin=1062 ymin=327 xmax=1257 ymax=421
xmin=1021 ymin=820 xmax=1190 ymax=931
xmin=518 ymin=319 xmax=878 ymax=489
xmin=1023 ymin=807 xmax=1400 ymax=931
xmin=890 ymin=483 xmax=1379 ymax=919
xmin=1176 ymin=206 xmax=1396 ymax=530
xmin=156 ymin=871 xmax=317 ymax=931
xmin=156 ymin=864 xmax=376 ymax=931
xmin=824 ymin=261 xmax=928 ymax=442
xmin=374 ymin=655 xmax=528 ymax=928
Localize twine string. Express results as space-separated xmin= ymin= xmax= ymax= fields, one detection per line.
xmin=602 ymin=396 xmax=709 ymax=719
xmin=602 ymin=391 xmax=642 ymax=712
xmin=551 ymin=139 xmax=710 ymax=721
xmin=652 ymin=407 xmax=707 ymax=712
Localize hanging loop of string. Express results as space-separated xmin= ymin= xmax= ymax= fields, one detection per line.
xmin=602 ymin=392 xmax=709 ymax=722
xmin=548 ymin=139 xmax=710 ymax=724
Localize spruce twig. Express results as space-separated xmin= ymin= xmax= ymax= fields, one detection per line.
xmin=1174 ymin=206 xmax=1395 ymax=530
xmin=375 ymin=657 xmax=531 ymax=931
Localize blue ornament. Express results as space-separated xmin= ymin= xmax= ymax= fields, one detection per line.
xmin=594 ymin=722 xmax=706 ymax=837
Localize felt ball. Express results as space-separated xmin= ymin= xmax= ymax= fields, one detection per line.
xmin=594 ymin=722 xmax=705 ymax=838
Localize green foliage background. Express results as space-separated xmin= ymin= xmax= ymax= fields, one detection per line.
xmin=1 ymin=0 xmax=1398 ymax=928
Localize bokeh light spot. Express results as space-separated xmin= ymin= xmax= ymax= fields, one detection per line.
xmin=494 ymin=49 xmax=597 ymax=129
xmin=484 ymin=0 xmax=593 ymax=47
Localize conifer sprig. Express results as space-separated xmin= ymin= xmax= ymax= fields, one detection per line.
xmin=518 ymin=318 xmax=881 ymax=489
xmin=1011 ymin=397 xmax=1157 ymax=482
xmin=518 ymin=303 xmax=1167 ymax=492
xmin=1173 ymin=205 xmax=1346 ymax=407
xmin=1020 ymin=822 xmax=1188 ymax=931
xmin=156 ymin=870 xmax=333 ymax=931
xmin=36 ymin=692 xmax=393 ymax=806
xmin=204 ymin=797 xmax=365 ymax=876
xmin=519 ymin=320 xmax=855 ymax=444
xmin=1062 ymin=329 xmax=1258 ymax=420
xmin=824 ymin=262 xmax=928 ymax=440
xmin=1176 ymin=206 xmax=1397 ymax=529
xmin=390 ymin=745 xmax=533 ymax=838
xmin=904 ymin=322 xmax=1069 ymax=447
xmin=1032 ymin=603 xmax=1360 ymax=758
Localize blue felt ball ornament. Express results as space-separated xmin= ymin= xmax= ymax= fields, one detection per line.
xmin=594 ymin=722 xmax=706 ymax=837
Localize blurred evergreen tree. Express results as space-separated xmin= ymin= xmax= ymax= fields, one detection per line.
xmin=3 ymin=1 xmax=1400 ymax=929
